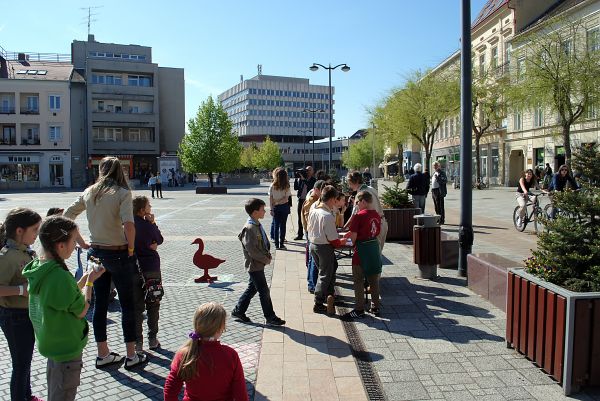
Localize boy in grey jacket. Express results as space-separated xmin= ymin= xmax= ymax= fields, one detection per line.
xmin=232 ymin=198 xmax=285 ymax=326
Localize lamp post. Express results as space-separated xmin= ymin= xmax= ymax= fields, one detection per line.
xmin=309 ymin=63 xmax=350 ymax=173
xmin=297 ymin=129 xmax=311 ymax=164
xmin=303 ymin=108 xmax=325 ymax=166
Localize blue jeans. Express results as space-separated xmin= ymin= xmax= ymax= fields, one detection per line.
xmin=0 ymin=307 xmax=34 ymax=401
xmin=306 ymin=236 xmax=318 ymax=291
xmin=273 ymin=204 xmax=290 ymax=248
xmin=234 ymin=270 xmax=275 ymax=319
xmin=88 ymin=248 xmax=137 ymax=343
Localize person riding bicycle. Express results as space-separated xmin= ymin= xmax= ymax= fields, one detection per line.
xmin=515 ymin=169 xmax=538 ymax=227
xmin=547 ymin=164 xmax=580 ymax=218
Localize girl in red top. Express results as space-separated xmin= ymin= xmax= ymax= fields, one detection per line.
xmin=164 ymin=302 xmax=248 ymax=401
xmin=343 ymin=191 xmax=382 ymax=319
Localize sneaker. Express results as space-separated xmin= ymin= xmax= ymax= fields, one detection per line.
xmin=277 ymin=245 xmax=288 ymax=250
xmin=124 ymin=352 xmax=148 ymax=370
xmin=266 ymin=316 xmax=286 ymax=326
xmin=313 ymin=303 xmax=327 ymax=314
xmin=95 ymin=352 xmax=125 ymax=368
xmin=342 ymin=309 xmax=365 ymax=320
xmin=231 ymin=309 xmax=251 ymax=323
xmin=371 ymin=307 xmax=381 ymax=317
xmin=326 ymin=295 xmax=335 ymax=315
xmin=149 ymin=338 xmax=161 ymax=350
xmin=294 ymin=236 xmax=303 ymax=240
xmin=308 ymin=288 xmax=315 ymax=294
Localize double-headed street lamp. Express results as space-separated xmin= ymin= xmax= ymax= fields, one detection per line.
xmin=296 ymin=129 xmax=312 ymax=164
xmin=303 ymin=108 xmax=325 ymax=167
xmin=309 ymin=63 xmax=350 ymax=172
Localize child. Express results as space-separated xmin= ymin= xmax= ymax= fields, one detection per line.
xmin=23 ymin=215 xmax=105 ymax=401
xmin=343 ymin=191 xmax=382 ymax=319
xmin=164 ymin=302 xmax=248 ymax=401
xmin=132 ymin=195 xmax=164 ymax=351
xmin=231 ymin=198 xmax=285 ymax=326
xmin=0 ymin=208 xmax=43 ymax=401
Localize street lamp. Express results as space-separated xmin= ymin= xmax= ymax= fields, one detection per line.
xmin=309 ymin=63 xmax=350 ymax=172
xmin=303 ymin=108 xmax=325 ymax=166
xmin=297 ymin=129 xmax=311 ymax=164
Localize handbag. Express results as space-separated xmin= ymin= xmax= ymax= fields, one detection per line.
xmin=356 ymin=238 xmax=382 ymax=276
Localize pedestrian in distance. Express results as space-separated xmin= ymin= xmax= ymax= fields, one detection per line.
xmin=155 ymin=172 xmax=163 ymax=198
xmin=406 ymin=163 xmax=429 ymax=213
xmin=0 ymin=208 xmax=43 ymax=401
xmin=269 ymin=168 xmax=292 ymax=250
xmin=231 ymin=198 xmax=285 ymax=326
xmin=132 ymin=196 xmax=164 ymax=352
xmin=431 ymin=161 xmax=448 ymax=224
xmin=23 ymin=216 xmax=106 ymax=401
xmin=164 ymin=302 xmax=249 ymax=401
xmin=342 ymin=190 xmax=382 ymax=319
xmin=148 ymin=172 xmax=157 ymax=198
xmin=293 ymin=166 xmax=316 ymax=240
xmin=64 ymin=156 xmax=148 ymax=370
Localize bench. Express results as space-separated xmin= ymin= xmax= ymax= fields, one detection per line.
xmin=467 ymin=253 xmax=523 ymax=311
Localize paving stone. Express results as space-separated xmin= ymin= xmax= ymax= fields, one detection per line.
xmin=383 ymin=381 xmax=429 ymax=400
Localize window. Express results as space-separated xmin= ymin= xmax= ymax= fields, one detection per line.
xmin=26 ymin=96 xmax=38 ymax=112
xmin=561 ymin=39 xmax=573 ymax=57
xmin=491 ymin=46 xmax=498 ymax=69
xmin=516 ymin=57 xmax=525 ymax=80
xmin=49 ymin=126 xmax=62 ymax=141
xmin=97 ymin=101 xmax=104 ymax=112
xmin=588 ymin=27 xmax=600 ymax=52
xmin=479 ymin=53 xmax=486 ymax=76
xmin=26 ymin=127 xmax=39 ymax=144
xmin=587 ymin=103 xmax=597 ymax=119
xmin=513 ymin=110 xmax=522 ymax=130
xmin=128 ymin=128 xmax=140 ymax=141
xmin=49 ymin=95 xmax=61 ymax=111
xmin=128 ymin=75 xmax=152 ymax=87
xmin=534 ymin=105 xmax=543 ymax=128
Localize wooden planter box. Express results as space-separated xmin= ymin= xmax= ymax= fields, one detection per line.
xmin=506 ymin=269 xmax=600 ymax=395
xmin=383 ymin=208 xmax=421 ymax=242
xmin=195 ymin=186 xmax=227 ymax=194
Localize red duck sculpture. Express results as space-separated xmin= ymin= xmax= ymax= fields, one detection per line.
xmin=192 ymin=238 xmax=225 ymax=283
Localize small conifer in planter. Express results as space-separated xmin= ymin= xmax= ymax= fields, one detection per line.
xmin=524 ymin=143 xmax=600 ymax=292
xmin=381 ymin=177 xmax=413 ymax=209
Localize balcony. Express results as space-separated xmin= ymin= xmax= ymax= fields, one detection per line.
xmin=20 ymin=108 xmax=40 ymax=115
xmin=0 ymin=107 xmax=16 ymax=115
xmin=21 ymin=138 xmax=41 ymax=145
xmin=92 ymin=111 xmax=156 ymax=124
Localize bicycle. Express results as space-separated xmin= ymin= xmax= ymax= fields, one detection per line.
xmin=513 ymin=192 xmax=549 ymax=233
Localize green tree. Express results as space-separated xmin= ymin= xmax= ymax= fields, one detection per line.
xmin=507 ymin=18 xmax=600 ymax=167
xmin=240 ymin=143 xmax=259 ymax=170
xmin=178 ymin=96 xmax=242 ymax=187
xmin=385 ymin=71 xmax=459 ymax=170
xmin=342 ymin=132 xmax=385 ymax=170
xmin=370 ymin=102 xmax=410 ymax=172
xmin=254 ymin=136 xmax=282 ymax=171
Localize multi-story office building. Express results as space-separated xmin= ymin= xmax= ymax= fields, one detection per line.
xmin=71 ymin=35 xmax=184 ymax=182
xmin=0 ymin=52 xmax=82 ymax=189
xmin=218 ymin=74 xmax=334 ymax=170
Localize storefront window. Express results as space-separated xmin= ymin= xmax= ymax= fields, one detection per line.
xmin=0 ymin=163 xmax=39 ymax=182
xmin=491 ymin=147 xmax=499 ymax=178
xmin=480 ymin=148 xmax=488 ymax=178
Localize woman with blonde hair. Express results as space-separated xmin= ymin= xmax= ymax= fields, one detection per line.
xmin=268 ymin=167 xmax=292 ymax=250
xmin=64 ymin=156 xmax=147 ymax=369
xmin=164 ymin=302 xmax=248 ymax=401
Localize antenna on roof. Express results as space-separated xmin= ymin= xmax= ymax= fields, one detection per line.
xmin=240 ymin=75 xmax=243 ymax=82
xmin=257 ymin=64 xmax=262 ymax=76
xmin=80 ymin=6 xmax=103 ymax=37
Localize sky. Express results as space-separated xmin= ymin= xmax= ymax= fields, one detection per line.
xmin=0 ymin=0 xmax=489 ymax=138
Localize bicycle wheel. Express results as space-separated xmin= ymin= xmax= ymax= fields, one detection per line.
xmin=544 ymin=204 xmax=553 ymax=220
xmin=513 ymin=206 xmax=526 ymax=231
xmin=533 ymin=207 xmax=545 ymax=234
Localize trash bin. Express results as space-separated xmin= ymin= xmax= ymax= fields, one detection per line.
xmin=413 ymin=214 xmax=441 ymax=279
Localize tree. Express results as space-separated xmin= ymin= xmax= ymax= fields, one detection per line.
xmin=240 ymin=143 xmax=259 ymax=170
xmin=472 ymin=67 xmax=506 ymax=188
xmin=253 ymin=136 xmax=283 ymax=171
xmin=341 ymin=132 xmax=385 ymax=170
xmin=178 ymin=96 xmax=242 ymax=187
xmin=370 ymin=102 xmax=410 ymax=173
xmin=385 ymin=71 xmax=459 ymax=170
xmin=507 ymin=18 xmax=600 ymax=167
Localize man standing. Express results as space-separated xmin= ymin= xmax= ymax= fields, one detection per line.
xmin=431 ymin=161 xmax=447 ymax=224
xmin=293 ymin=166 xmax=316 ymax=240
xmin=406 ymin=163 xmax=429 ymax=213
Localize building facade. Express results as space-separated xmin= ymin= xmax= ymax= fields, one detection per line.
xmin=71 ymin=35 xmax=184 ymax=184
xmin=0 ymin=53 xmax=80 ymax=189
xmin=218 ymin=74 xmax=333 ymax=170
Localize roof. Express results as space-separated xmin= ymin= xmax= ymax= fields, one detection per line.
xmin=472 ymin=0 xmax=509 ymax=29
xmin=518 ymin=0 xmax=587 ymax=34
xmin=9 ymin=60 xmax=74 ymax=81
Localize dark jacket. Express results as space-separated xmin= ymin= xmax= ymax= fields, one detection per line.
xmin=433 ymin=169 xmax=448 ymax=197
xmin=238 ymin=220 xmax=271 ymax=273
xmin=549 ymin=173 xmax=579 ymax=192
xmin=134 ymin=215 xmax=164 ymax=272
xmin=407 ymin=172 xmax=429 ymax=196
xmin=294 ymin=176 xmax=316 ymax=200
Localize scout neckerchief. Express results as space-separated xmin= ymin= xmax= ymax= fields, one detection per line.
xmin=247 ymin=217 xmax=270 ymax=251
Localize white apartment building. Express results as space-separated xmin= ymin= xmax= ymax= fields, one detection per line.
xmin=0 ymin=55 xmax=79 ymax=188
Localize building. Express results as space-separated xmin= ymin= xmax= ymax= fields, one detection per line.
xmin=0 ymin=51 xmax=82 ymax=189
xmin=71 ymin=35 xmax=184 ymax=183
xmin=218 ymin=74 xmax=333 ymax=170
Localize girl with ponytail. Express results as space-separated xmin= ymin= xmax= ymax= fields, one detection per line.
xmin=23 ymin=215 xmax=105 ymax=401
xmin=0 ymin=207 xmax=42 ymax=401
xmin=164 ymin=302 xmax=248 ymax=401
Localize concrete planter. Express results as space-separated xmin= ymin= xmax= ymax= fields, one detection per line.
xmin=506 ymin=269 xmax=600 ymax=395
xmin=195 ymin=186 xmax=227 ymax=194
xmin=383 ymin=208 xmax=421 ymax=242
xmin=467 ymin=253 xmax=522 ymax=311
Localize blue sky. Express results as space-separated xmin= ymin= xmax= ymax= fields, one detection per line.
xmin=1 ymin=0 xmax=488 ymax=138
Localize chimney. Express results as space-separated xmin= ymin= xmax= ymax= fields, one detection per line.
xmin=0 ymin=56 xmax=8 ymax=79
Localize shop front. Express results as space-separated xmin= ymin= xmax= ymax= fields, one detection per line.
xmin=0 ymin=153 xmax=41 ymax=190
xmin=88 ymin=154 xmax=134 ymax=181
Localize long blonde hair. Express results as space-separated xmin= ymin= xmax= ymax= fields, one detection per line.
xmin=272 ymin=168 xmax=289 ymax=191
xmin=177 ymin=302 xmax=227 ymax=381
xmin=92 ymin=156 xmax=130 ymax=203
